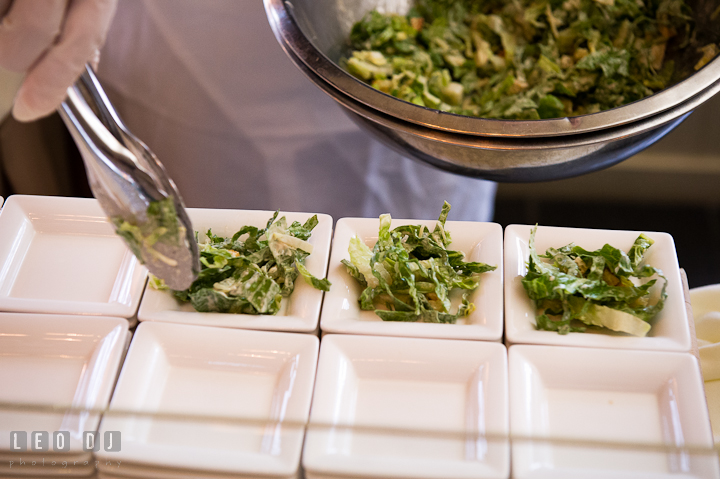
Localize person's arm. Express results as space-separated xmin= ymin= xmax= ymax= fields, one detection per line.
xmin=0 ymin=0 xmax=118 ymax=122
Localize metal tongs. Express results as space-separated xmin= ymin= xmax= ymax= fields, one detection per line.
xmin=58 ymin=65 xmax=199 ymax=290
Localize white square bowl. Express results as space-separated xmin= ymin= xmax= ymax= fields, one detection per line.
xmin=303 ymin=334 xmax=509 ymax=479
xmin=320 ymin=218 xmax=503 ymax=340
xmin=0 ymin=313 xmax=128 ymax=453
xmin=504 ymin=225 xmax=691 ymax=351
xmin=97 ymin=322 xmax=319 ymax=477
xmin=137 ymin=208 xmax=332 ymax=333
xmin=509 ymin=345 xmax=717 ymax=479
xmin=0 ymin=195 xmax=147 ymax=318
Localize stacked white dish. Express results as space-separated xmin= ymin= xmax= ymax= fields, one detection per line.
xmin=95 ymin=322 xmax=319 ymax=479
xmin=0 ymin=314 xmax=129 ymax=478
xmin=303 ymin=334 xmax=510 ymax=479
xmin=510 ymin=345 xmax=717 ymax=479
xmin=1 ymin=194 xmax=717 ymax=478
xmin=504 ymin=225 xmax=717 ymax=478
xmin=0 ymin=194 xmax=146 ymax=478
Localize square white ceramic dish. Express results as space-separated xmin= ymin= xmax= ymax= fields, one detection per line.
xmin=0 ymin=195 xmax=147 ymax=317
xmin=320 ymin=218 xmax=503 ymax=340
xmin=137 ymin=208 xmax=332 ymax=333
xmin=303 ymin=334 xmax=509 ymax=479
xmin=97 ymin=322 xmax=319 ymax=477
xmin=0 ymin=313 xmax=128 ymax=453
xmin=504 ymin=225 xmax=690 ymax=351
xmin=509 ymin=345 xmax=717 ymax=479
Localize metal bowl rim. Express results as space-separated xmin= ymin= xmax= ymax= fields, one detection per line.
xmin=305 ymin=52 xmax=720 ymax=151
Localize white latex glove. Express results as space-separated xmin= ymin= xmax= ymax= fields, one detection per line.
xmin=0 ymin=0 xmax=118 ymax=122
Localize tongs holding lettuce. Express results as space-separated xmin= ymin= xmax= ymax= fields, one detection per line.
xmin=341 ymin=202 xmax=496 ymax=323
xmin=60 ymin=65 xmax=199 ymax=290
xmin=522 ymin=227 xmax=667 ymax=336
xmin=153 ymin=212 xmax=330 ymax=315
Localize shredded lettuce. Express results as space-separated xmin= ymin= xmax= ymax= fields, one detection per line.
xmin=153 ymin=213 xmax=330 ymax=314
xmin=112 ymin=197 xmax=184 ymax=267
xmin=522 ymin=227 xmax=667 ymax=336
xmin=342 ymin=201 xmax=496 ymax=323
xmin=344 ymin=0 xmax=711 ymax=119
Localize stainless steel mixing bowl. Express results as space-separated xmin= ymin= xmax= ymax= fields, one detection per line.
xmin=264 ymin=0 xmax=720 ymax=180
xmin=266 ymin=0 xmax=720 ymax=138
xmin=275 ymin=28 xmax=720 ymax=181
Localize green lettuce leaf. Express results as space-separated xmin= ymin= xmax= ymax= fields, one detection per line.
xmin=112 ymin=197 xmax=185 ymax=267
xmin=343 ymin=0 xmax=700 ymax=119
xmin=342 ymin=202 xmax=495 ymax=323
xmin=168 ymin=213 xmax=330 ymax=315
xmin=522 ymin=226 xmax=667 ymax=336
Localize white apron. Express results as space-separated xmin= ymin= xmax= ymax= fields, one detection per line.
xmin=96 ymin=0 xmax=496 ymax=221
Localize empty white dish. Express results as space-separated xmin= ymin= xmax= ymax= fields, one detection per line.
xmin=97 ymin=322 xmax=319 ymax=477
xmin=137 ymin=208 xmax=332 ymax=333
xmin=320 ymin=218 xmax=503 ymax=341
xmin=303 ymin=334 xmax=509 ymax=479
xmin=504 ymin=225 xmax=691 ymax=351
xmin=509 ymin=344 xmax=717 ymax=479
xmin=0 ymin=313 xmax=129 ymax=454
xmin=0 ymin=196 xmax=147 ymax=318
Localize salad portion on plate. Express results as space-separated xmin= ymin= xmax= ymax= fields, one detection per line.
xmin=322 ymin=203 xmax=504 ymax=340
xmin=138 ymin=208 xmax=332 ymax=333
xmin=152 ymin=211 xmax=330 ymax=315
xmin=505 ymin=224 xmax=690 ymax=351
xmin=341 ymin=202 xmax=496 ymax=324
xmin=522 ymin=226 xmax=667 ymax=336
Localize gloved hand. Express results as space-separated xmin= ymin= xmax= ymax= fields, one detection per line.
xmin=0 ymin=0 xmax=118 ymax=122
